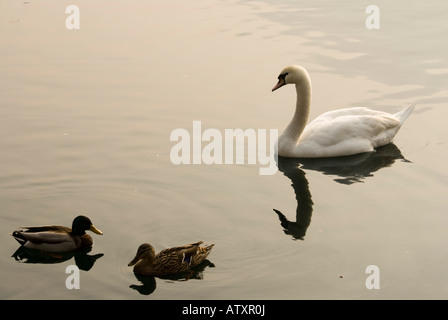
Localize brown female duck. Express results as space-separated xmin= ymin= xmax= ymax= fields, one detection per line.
xmin=128 ymin=241 xmax=214 ymax=276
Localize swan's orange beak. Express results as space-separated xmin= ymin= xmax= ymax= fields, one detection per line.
xmin=272 ymin=78 xmax=286 ymax=92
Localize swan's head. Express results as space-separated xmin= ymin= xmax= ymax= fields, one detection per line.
xmin=272 ymin=65 xmax=310 ymax=92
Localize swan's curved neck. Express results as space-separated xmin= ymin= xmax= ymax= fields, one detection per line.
xmin=285 ymin=81 xmax=311 ymax=142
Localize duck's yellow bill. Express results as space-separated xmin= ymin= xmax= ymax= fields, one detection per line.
xmin=90 ymin=225 xmax=103 ymax=235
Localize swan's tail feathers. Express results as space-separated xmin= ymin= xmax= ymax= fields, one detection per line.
xmin=395 ymin=104 xmax=415 ymax=126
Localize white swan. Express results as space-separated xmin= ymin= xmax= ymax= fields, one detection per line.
xmin=272 ymin=65 xmax=415 ymax=158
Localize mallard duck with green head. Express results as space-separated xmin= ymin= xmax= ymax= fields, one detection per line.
xmin=128 ymin=241 xmax=214 ymax=276
xmin=11 ymin=215 xmax=103 ymax=253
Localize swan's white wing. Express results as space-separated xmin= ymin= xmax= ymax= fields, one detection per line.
xmin=308 ymin=107 xmax=394 ymax=126
xmin=295 ymin=113 xmax=401 ymax=158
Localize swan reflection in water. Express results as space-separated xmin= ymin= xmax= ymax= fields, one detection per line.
xmin=12 ymin=246 xmax=104 ymax=271
xmin=129 ymin=260 xmax=215 ymax=296
xmin=274 ymin=143 xmax=410 ymax=240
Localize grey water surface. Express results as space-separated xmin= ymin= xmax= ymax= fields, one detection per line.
xmin=1 ymin=0 xmax=447 ymax=299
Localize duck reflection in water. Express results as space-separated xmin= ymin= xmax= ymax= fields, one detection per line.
xmin=274 ymin=143 xmax=410 ymax=240
xmin=12 ymin=246 xmax=104 ymax=271
xmin=129 ymin=260 xmax=215 ymax=295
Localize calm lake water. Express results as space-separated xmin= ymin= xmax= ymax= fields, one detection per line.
xmin=1 ymin=0 xmax=447 ymax=299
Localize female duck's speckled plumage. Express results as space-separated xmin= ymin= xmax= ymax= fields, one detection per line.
xmin=128 ymin=241 xmax=214 ymax=276
xmin=11 ymin=215 xmax=103 ymax=253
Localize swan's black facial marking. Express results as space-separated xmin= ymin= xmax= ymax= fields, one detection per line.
xmin=278 ymin=72 xmax=288 ymax=81
xmin=272 ymin=72 xmax=288 ymax=92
